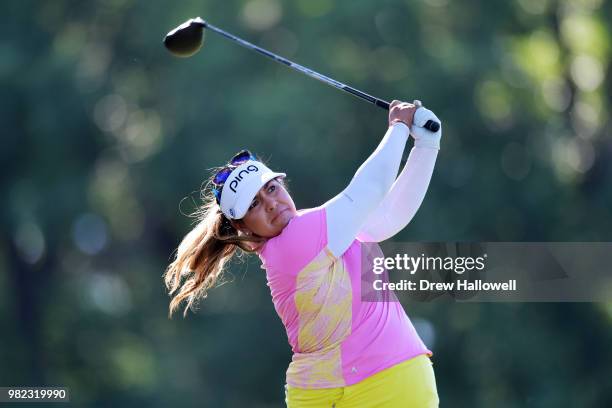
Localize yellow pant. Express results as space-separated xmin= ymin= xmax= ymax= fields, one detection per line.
xmin=285 ymin=354 xmax=439 ymax=407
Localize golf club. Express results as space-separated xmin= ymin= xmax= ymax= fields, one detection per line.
xmin=163 ymin=17 xmax=440 ymax=132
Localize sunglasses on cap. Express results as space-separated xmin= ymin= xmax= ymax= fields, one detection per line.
xmin=212 ymin=150 xmax=257 ymax=204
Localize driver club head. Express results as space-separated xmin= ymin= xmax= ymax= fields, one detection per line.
xmin=163 ymin=17 xmax=206 ymax=57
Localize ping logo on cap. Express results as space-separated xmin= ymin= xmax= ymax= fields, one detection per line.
xmin=229 ymin=164 xmax=259 ymax=193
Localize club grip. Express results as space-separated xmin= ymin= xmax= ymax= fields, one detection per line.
xmin=423 ymin=120 xmax=440 ymax=132
xmin=376 ymin=99 xmax=440 ymax=132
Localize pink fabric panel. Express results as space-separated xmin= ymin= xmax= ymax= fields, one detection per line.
xmin=259 ymin=208 xmax=327 ymax=351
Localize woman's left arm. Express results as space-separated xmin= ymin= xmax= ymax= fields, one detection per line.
xmin=357 ymin=108 xmax=442 ymax=242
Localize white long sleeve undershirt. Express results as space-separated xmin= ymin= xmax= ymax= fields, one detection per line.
xmin=356 ymin=146 xmax=438 ymax=242
xmin=323 ymin=123 xmax=438 ymax=257
xmin=323 ymin=123 xmax=408 ymax=257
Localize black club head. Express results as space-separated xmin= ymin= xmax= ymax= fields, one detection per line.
xmin=163 ymin=17 xmax=206 ymax=57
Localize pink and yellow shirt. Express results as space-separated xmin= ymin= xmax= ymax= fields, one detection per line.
xmin=258 ymin=206 xmax=432 ymax=389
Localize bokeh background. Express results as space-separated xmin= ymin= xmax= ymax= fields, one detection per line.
xmin=2 ymin=0 xmax=612 ymax=406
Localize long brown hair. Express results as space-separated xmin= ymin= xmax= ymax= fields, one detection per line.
xmin=163 ymin=174 xmax=268 ymax=318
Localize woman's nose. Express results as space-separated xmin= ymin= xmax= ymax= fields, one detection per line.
xmin=264 ymin=197 xmax=277 ymax=212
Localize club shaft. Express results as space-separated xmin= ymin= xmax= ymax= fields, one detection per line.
xmin=199 ymin=19 xmax=440 ymax=132
xmin=203 ymin=22 xmax=390 ymax=110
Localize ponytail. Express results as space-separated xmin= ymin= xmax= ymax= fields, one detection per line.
xmin=164 ymin=193 xmax=265 ymax=318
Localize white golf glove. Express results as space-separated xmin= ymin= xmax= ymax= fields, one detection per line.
xmin=411 ymin=107 xmax=442 ymax=150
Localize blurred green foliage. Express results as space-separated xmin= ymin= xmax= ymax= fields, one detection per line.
xmin=1 ymin=0 xmax=612 ymax=406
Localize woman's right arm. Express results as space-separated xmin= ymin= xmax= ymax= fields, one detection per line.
xmin=323 ymin=101 xmax=415 ymax=258
xmin=356 ymin=107 xmax=442 ymax=242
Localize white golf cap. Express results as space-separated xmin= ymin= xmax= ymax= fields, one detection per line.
xmin=219 ymin=160 xmax=286 ymax=220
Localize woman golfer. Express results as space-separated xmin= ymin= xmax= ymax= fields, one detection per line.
xmin=165 ymin=100 xmax=441 ymax=407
